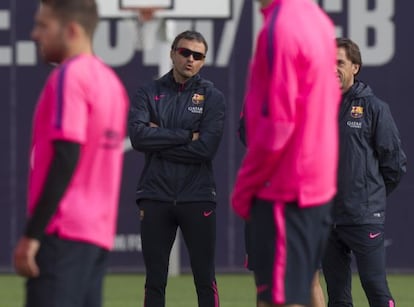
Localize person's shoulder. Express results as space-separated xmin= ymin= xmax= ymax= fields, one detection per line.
xmin=208 ymin=86 xmax=225 ymax=100
xmin=64 ymin=55 xmax=109 ymax=73
xmin=205 ymin=85 xmax=226 ymax=109
xmin=61 ymin=54 xmax=89 ymax=71
xmin=134 ymin=78 xmax=160 ymax=99
xmin=42 ymin=60 xmax=77 ymax=92
xmin=53 ymin=55 xmax=93 ymax=84
xmin=139 ymin=79 xmax=159 ymax=92
xmin=359 ymin=83 xmax=386 ymax=105
xmin=370 ymin=96 xmax=391 ymax=114
xmin=147 ymin=72 xmax=172 ymax=90
xmin=195 ymin=75 xmax=216 ymax=91
xmin=361 ymin=86 xmax=390 ymax=113
xmin=275 ymin=0 xmax=335 ymax=52
xmin=198 ymin=78 xmax=224 ymax=99
xmin=45 ymin=66 xmax=62 ymax=84
xmin=278 ymin=0 xmax=330 ymax=24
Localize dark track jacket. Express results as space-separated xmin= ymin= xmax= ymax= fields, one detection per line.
xmin=128 ymin=70 xmax=225 ymax=203
xmin=334 ymin=80 xmax=407 ymax=225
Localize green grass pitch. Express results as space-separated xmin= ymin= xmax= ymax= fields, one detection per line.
xmin=1 ymin=273 xmax=413 ymax=306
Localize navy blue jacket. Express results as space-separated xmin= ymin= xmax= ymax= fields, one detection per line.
xmin=128 ymin=71 xmax=225 ymax=203
xmin=334 ymin=80 xmax=407 ymax=225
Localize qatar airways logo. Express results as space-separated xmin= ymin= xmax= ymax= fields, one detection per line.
xmin=188 ymin=106 xmax=203 ymax=114
xmin=0 ymin=0 xmax=396 ymax=67
xmin=347 ymin=121 xmax=362 ymax=129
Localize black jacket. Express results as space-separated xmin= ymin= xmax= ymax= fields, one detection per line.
xmin=128 ymin=71 xmax=226 ymax=203
xmin=334 ymin=80 xmax=407 ymax=225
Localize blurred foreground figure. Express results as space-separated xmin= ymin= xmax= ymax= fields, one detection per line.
xmin=13 ymin=1 xmax=129 ymax=306
xmin=232 ymin=0 xmax=340 ymax=306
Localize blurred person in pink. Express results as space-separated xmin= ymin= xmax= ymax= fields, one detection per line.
xmin=232 ymin=0 xmax=340 ymax=306
xmin=13 ymin=1 xmax=129 ymax=306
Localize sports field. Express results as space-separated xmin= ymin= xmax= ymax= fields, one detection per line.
xmin=1 ymin=273 xmax=413 ymax=306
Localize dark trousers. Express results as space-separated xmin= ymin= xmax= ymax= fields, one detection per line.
xmin=249 ymin=199 xmax=331 ymax=305
xmin=26 ymin=235 xmax=108 ymax=307
xmin=322 ymin=224 xmax=395 ymax=307
xmin=139 ymin=200 xmax=219 ymax=307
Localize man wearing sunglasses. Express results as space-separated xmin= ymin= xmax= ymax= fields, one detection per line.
xmin=128 ymin=30 xmax=225 ymax=307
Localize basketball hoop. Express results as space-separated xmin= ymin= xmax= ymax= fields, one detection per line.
xmin=122 ymin=7 xmax=165 ymax=51
xmin=130 ymin=7 xmax=162 ymax=23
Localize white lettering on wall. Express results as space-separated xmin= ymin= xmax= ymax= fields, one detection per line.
xmin=113 ymin=234 xmax=142 ymax=252
xmin=349 ymin=0 xmax=395 ymax=65
xmin=322 ymin=0 xmax=395 ymax=65
xmin=0 ymin=1 xmax=397 ymax=67
xmin=0 ymin=10 xmax=37 ymax=66
xmin=93 ymin=19 xmax=137 ymax=66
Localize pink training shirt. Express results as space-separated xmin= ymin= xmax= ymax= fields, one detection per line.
xmin=28 ymin=55 xmax=129 ymax=250
xmin=232 ymin=0 xmax=340 ymax=219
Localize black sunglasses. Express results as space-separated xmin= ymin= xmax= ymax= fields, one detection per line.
xmin=175 ymin=47 xmax=206 ymax=61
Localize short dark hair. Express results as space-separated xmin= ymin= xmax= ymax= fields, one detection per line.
xmin=40 ymin=0 xmax=98 ymax=37
xmin=336 ymin=37 xmax=362 ymax=74
xmin=171 ymin=30 xmax=208 ymax=54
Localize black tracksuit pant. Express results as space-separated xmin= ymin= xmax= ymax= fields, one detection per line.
xmin=322 ymin=224 xmax=395 ymax=307
xmin=139 ymin=199 xmax=219 ymax=307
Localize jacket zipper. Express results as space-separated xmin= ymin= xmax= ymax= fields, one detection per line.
xmin=172 ymin=84 xmax=185 ymax=205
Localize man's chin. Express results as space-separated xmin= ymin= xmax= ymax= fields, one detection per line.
xmin=183 ymin=69 xmax=195 ymax=77
xmin=41 ymin=57 xmax=61 ymax=66
xmin=39 ymin=50 xmax=62 ymax=65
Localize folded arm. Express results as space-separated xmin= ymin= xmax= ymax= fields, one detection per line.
xmin=128 ymin=88 xmax=192 ymax=152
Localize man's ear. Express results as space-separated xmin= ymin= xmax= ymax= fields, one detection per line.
xmin=65 ymin=21 xmax=83 ymax=40
xmin=352 ymin=63 xmax=360 ymax=76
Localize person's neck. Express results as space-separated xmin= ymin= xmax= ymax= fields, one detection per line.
xmin=63 ymin=41 xmax=93 ymax=61
xmin=342 ymin=80 xmax=355 ymax=95
xmin=172 ymin=71 xmax=190 ymax=85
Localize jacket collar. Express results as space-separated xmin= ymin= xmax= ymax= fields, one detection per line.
xmin=343 ymin=80 xmax=372 ymax=100
xmin=160 ymin=70 xmax=202 ymax=91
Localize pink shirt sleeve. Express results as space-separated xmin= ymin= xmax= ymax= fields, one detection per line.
xmin=232 ymin=18 xmax=297 ymax=219
xmin=49 ymin=64 xmax=88 ymax=144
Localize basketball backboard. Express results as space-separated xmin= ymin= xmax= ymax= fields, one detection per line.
xmin=97 ymin=0 xmax=173 ymax=18
xmin=120 ymin=0 xmax=173 ymax=9
xmin=120 ymin=0 xmax=232 ymax=19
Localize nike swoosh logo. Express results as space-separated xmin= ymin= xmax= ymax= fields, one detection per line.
xmin=154 ymin=94 xmax=165 ymax=101
xmin=257 ymin=284 xmax=269 ymax=294
xmin=203 ymin=210 xmax=213 ymax=217
xmin=369 ymin=232 xmax=381 ymax=239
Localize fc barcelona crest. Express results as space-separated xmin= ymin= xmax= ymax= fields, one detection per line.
xmin=351 ymin=106 xmax=364 ymax=118
xmin=192 ymin=93 xmax=205 ymax=105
